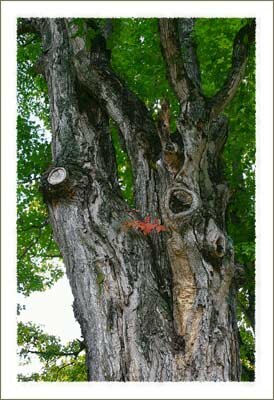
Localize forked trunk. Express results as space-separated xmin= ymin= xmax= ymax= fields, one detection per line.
xmin=22 ymin=17 xmax=254 ymax=381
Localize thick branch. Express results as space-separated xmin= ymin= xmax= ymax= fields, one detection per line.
xmin=159 ymin=19 xmax=190 ymax=103
xmin=177 ymin=18 xmax=201 ymax=92
xmin=69 ymin=22 xmax=161 ymax=215
xmin=209 ymin=19 xmax=255 ymax=118
xmin=72 ymin=45 xmax=161 ymax=163
xmin=159 ymin=19 xmax=201 ymax=104
xmin=33 ymin=19 xmax=119 ymax=191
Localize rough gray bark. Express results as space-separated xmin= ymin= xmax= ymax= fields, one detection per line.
xmin=20 ymin=17 xmax=254 ymax=381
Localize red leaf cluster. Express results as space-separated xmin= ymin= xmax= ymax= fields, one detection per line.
xmin=122 ymin=216 xmax=168 ymax=236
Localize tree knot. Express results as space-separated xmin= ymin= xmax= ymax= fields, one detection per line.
xmin=40 ymin=166 xmax=76 ymax=205
xmin=164 ymin=186 xmax=200 ymax=221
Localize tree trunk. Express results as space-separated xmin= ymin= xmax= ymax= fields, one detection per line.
xmin=25 ymin=17 xmax=254 ymax=381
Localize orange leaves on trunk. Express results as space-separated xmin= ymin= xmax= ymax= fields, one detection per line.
xmin=122 ymin=216 xmax=168 ymax=236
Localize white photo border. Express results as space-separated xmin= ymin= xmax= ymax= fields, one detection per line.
xmin=1 ymin=1 xmax=273 ymax=399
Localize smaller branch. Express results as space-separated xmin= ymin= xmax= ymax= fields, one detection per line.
xmin=27 ymin=348 xmax=84 ymax=358
xmin=25 ymin=341 xmax=85 ymax=359
xmin=39 ymin=254 xmax=62 ymax=259
xmin=19 ymin=37 xmax=37 ymax=48
xmin=209 ymin=19 xmax=255 ymax=118
xmin=54 ymin=361 xmax=77 ymax=380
